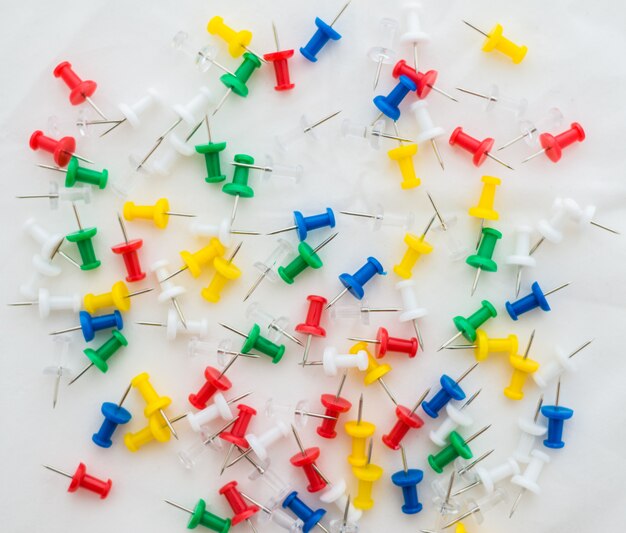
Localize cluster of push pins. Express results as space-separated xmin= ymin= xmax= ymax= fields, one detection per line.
xmin=13 ymin=2 xmax=617 ymax=532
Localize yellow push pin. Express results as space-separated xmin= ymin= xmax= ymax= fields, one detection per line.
xmin=123 ymin=198 xmax=196 ymax=229
xmin=83 ymin=281 xmax=152 ymax=314
xmin=352 ymin=440 xmax=383 ymax=510
xmin=504 ymin=329 xmax=539 ymax=400
xmin=393 ymin=214 xmax=436 ymax=279
xmin=463 ymin=21 xmax=528 ymax=64
xmin=388 ymin=144 xmax=420 ymax=189
xmin=445 ymin=329 xmax=518 ymax=362
xmin=201 ymin=242 xmax=243 ymax=303
xmin=131 ymin=372 xmax=179 ymax=440
xmin=165 ymin=237 xmax=226 ymax=282
xmin=355 ymin=342 xmax=397 ymax=405
xmin=344 ymin=394 xmax=376 ymax=467
xmin=124 ymin=414 xmax=171 ymax=452
xmin=207 ymin=15 xmax=265 ymax=62
xmin=468 ymin=176 xmax=501 ymax=248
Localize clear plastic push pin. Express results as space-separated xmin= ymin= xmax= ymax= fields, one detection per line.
xmin=172 ymin=31 xmax=233 ymax=74
xmin=498 ymin=108 xmax=564 ymax=151
xmin=426 ymin=193 xmax=470 ymax=262
xmin=265 ymin=397 xmax=335 ymax=428
xmin=230 ymin=155 xmax=304 ymax=185
xmin=137 ymin=308 xmax=209 ymax=340
xmin=276 ymin=111 xmax=342 ymax=151
xmin=329 ymin=494 xmax=359 ymax=532
xmin=456 ymin=84 xmax=527 ymax=118
xmin=241 ymin=492 xmax=304 ymax=531
xmin=151 ymin=259 xmax=188 ymax=329
xmin=190 ymin=217 xmax=260 ymax=248
xmin=243 ymin=239 xmax=295 ymax=302
xmin=340 ymin=204 xmax=415 ymax=232
xmin=330 ymin=298 xmax=400 ymax=326
xmin=43 ymin=335 xmax=73 ymax=409
xmin=17 ymin=181 xmax=91 ymax=210
xmin=178 ymin=417 xmax=238 ymax=469
xmin=246 ymin=303 xmax=303 ymax=347
xmin=341 ymin=118 xmax=412 ymax=149
xmin=368 ymin=18 xmax=398 ymax=90
xmin=443 ymin=488 xmax=507 ymax=529
xmin=410 ymin=100 xmax=446 ymax=170
xmin=432 ymin=471 xmax=459 ymax=517
xmin=247 ymin=459 xmax=293 ymax=507
xmin=187 ymin=337 xmax=260 ymax=364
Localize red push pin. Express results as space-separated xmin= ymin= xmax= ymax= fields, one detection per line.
xmin=188 ymin=366 xmax=232 ymax=409
xmin=29 ymin=131 xmax=92 ymax=168
xmin=43 ymin=462 xmax=112 ymax=499
xmin=219 ymin=404 xmax=257 ymax=475
xmin=449 ymin=126 xmax=514 ymax=170
xmin=381 ymin=388 xmax=430 ymax=450
xmin=264 ymin=22 xmax=295 ymax=91
xmin=290 ymin=425 xmax=328 ymax=493
xmin=219 ymin=480 xmax=260 ymax=528
xmin=111 ymin=213 xmax=146 ymax=282
xmin=392 ymin=60 xmax=458 ymax=102
xmin=522 ymin=123 xmax=586 ymax=164
xmin=53 ymin=61 xmax=108 ymax=119
xmin=348 ymin=326 xmax=419 ymax=359
xmin=295 ymin=294 xmax=327 ymax=366
xmin=317 ymin=373 xmax=352 ymax=439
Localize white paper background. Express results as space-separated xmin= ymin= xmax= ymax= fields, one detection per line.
xmin=1 ymin=0 xmax=625 ymax=532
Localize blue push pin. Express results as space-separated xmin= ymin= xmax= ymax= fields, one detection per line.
xmin=299 ymin=2 xmax=351 ymax=62
xmin=422 ymin=363 xmax=477 ymax=419
xmin=505 ymin=281 xmax=570 ymax=321
xmin=50 ymin=310 xmax=124 ymax=342
xmin=326 ymin=256 xmax=386 ymax=309
xmin=541 ymin=378 xmax=573 ymax=449
xmin=267 ymin=208 xmax=336 ymax=241
xmin=391 ymin=446 xmax=424 ymax=514
xmin=373 ymin=75 xmax=417 ymax=121
xmin=282 ymin=491 xmax=327 ymax=533
xmin=92 ymin=384 xmax=132 ymax=448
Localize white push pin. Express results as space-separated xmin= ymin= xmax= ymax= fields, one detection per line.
xmin=454 ymin=457 xmax=520 ymax=496
xmin=230 ymin=155 xmax=304 ymax=185
xmin=172 ymin=31 xmax=234 ymax=74
xmin=432 ymin=449 xmax=495 ymax=505
xmin=498 ymin=108 xmax=564 ymax=151
xmin=322 ymin=346 xmax=369 ymax=376
xmin=43 ymin=335 xmax=74 ymax=409
xmin=530 ymin=198 xmax=571 ymax=254
xmin=227 ymin=420 xmax=290 ymax=467
xmin=410 ymin=100 xmax=445 ymax=170
xmin=240 ymin=492 xmax=305 ymax=531
xmin=265 ymin=397 xmax=335 ymax=428
xmin=442 ymin=488 xmax=507 ymax=529
xmin=368 ymin=18 xmax=398 ymax=90
xmin=185 ymin=391 xmax=252 ymax=433
xmin=275 ymin=111 xmax=342 ymax=152
xmin=533 ymin=340 xmax=592 ymax=389
xmin=330 ymin=298 xmax=400 ymax=326
xmin=321 ymin=478 xmax=363 ymax=523
xmin=399 ymin=2 xmax=430 ymax=71
xmin=456 ymin=84 xmax=527 ymax=118
xmin=190 ymin=217 xmax=260 ymax=247
xmin=177 ymin=417 xmax=238 ymax=469
xmin=18 ymin=255 xmax=63 ymax=300
xmin=9 ymin=288 xmax=81 ymax=318
xmin=136 ymin=87 xmax=213 ymax=170
xmin=513 ymin=395 xmax=547 ymax=464
xmin=24 ymin=218 xmax=76 ymax=268
xmin=150 ymin=131 xmax=196 ymax=176
xmin=136 ymin=308 xmax=208 ymax=340
xmin=506 ymin=225 xmax=537 ymax=297
xmin=564 ymin=198 xmax=620 ymax=236
xmin=243 ymin=239 xmax=295 ymax=302
xmin=429 ymin=390 xmax=481 ymax=447
xmin=151 ymin=259 xmax=188 ymax=329
xmin=246 ymin=302 xmax=304 ymax=346
xmin=509 ymin=449 xmax=550 ymax=518
xmin=17 ymin=182 xmax=91 ymax=210
xmin=396 ymin=279 xmax=428 ymax=350
xmin=340 ymin=203 xmax=415 ymax=231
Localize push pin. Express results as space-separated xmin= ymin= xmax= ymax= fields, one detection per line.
xmin=522 ymin=123 xmax=585 ymax=164
xmin=17 ymin=181 xmax=91 ymax=210
xmin=504 ymin=330 xmax=539 ymax=400
xmin=229 ymin=155 xmax=303 ymax=185
xmin=381 ymin=388 xmax=430 ymax=450
xmin=207 ymin=15 xmax=265 ymax=60
xmin=241 ymin=492 xmax=304 ymax=531
xmin=136 ymin=309 xmax=209 ymax=341
xmin=220 ymin=322 xmax=286 ymax=364
xmin=111 ymin=213 xmax=145 ymax=282
xmin=92 ymin=384 xmax=133 ymax=448
xmin=341 ymin=118 xmax=414 ymax=149
xmin=410 ymin=100 xmax=446 ymax=169
xmin=267 ymin=208 xmax=336 ymax=240
xmin=278 ymin=233 xmax=339 ymax=285
xmin=299 ymin=1 xmax=352 ymax=62
xmin=163 ymin=498 xmax=232 ymax=532
xmin=195 ymin=117 xmax=228 ymax=184
xmin=386 ymin=128 xmax=420 ymax=189
xmin=456 ymin=84 xmax=527 ymax=118
xmin=219 ymin=480 xmax=260 ymax=531
xmin=188 ymin=365 xmax=233 ymax=410
xmin=564 ymin=197 xmax=620 ymax=237
xmin=508 ymin=449 xmax=550 ymax=518
xmin=429 ymin=390 xmax=481 ymax=447
xmin=68 ymin=330 xmax=128 ymax=385
xmin=10 ymin=288 xmax=81 ymax=319
xmin=505 ymin=281 xmax=570 ymax=321
xmin=265 ymin=397 xmax=337 ymax=428
xmin=190 ymin=217 xmax=260 ymax=248
xmin=468 ymin=175 xmax=501 ymax=248
xmin=506 ymin=225 xmax=537 ymax=297
xmin=50 ymin=310 xmax=122 ymax=342
xmin=65 ymin=203 xmax=100 ymax=270
xmin=222 ymin=154 xmax=256 ymax=224
xmin=123 ymin=198 xmax=196 ymax=229
xmin=348 ymin=326 xmax=418 ymax=359
xmin=172 ymin=31 xmax=233 ymax=75
xmin=276 ymin=110 xmax=342 ymax=151
xmin=149 ymin=129 xmax=197 ymax=177
xmin=345 ymin=394 xmax=377 ymax=467
xmin=391 ymin=445 xmax=424 ymax=514
xmin=326 ymin=256 xmax=386 ymax=309
xmin=18 ymin=255 xmax=65 ymax=300
xmin=430 ymin=470 xmax=459 ymax=518
xmin=392 ymin=61 xmax=458 ymax=102
xmin=422 ymin=364 xmax=477 ymax=418
xmin=226 ymin=420 xmax=289 ymax=467
xmin=317 ymin=374 xmax=352 ymax=439
xmin=322 ymin=486 xmax=362 ymax=527
xmin=449 ymin=127 xmax=514 ymax=170
xmin=290 ymin=425 xmax=328 ymax=493
xmin=399 ymin=2 xmax=430 ymax=71
xmin=368 ymin=18 xmax=398 ymax=90
xmin=246 ymin=301 xmax=303 ymax=346
xmin=393 ymin=214 xmax=436 ymax=279
xmin=83 ymin=281 xmax=152 ymax=314
xmin=355 ymin=342 xmax=398 ymax=405
xmin=282 ymin=491 xmax=329 ymax=533
xmin=373 ymin=75 xmax=416 ymax=121
xmin=219 ymin=405 xmax=258 ymax=475
xmin=442 ymin=488 xmax=507 ymax=529
xmin=185 ymin=391 xmax=251 ymax=434
xmin=244 ymin=239 xmax=295 ymax=301
xmin=340 ymin=204 xmax=415 ymax=231
xmin=454 ymin=455 xmax=520 ymax=497
xmin=178 ymin=418 xmax=239 ymax=468
xmin=513 ymin=395 xmax=547 ymax=464
xmin=541 ymin=378 xmax=573 ymax=449
xmin=498 ymin=108 xmax=564 ymax=151
xmin=438 ymin=300 xmax=497 ymax=351
xmin=213 ymin=52 xmax=263 ymax=117
xmin=53 ymin=61 xmax=108 ymax=118
xmin=37 ymin=157 xmax=108 ymax=189
xmin=296 ymin=295 xmax=328 ymax=365
xmin=29 ymin=131 xmax=91 ymax=168
xmin=427 ymin=192 xmax=471 ymax=261
xmin=321 ymin=346 xmax=369 ymax=376
xmin=352 ymin=440 xmax=384 ymax=510
xmin=330 ymin=299 xmax=401 ymax=326
xmin=265 ymin=22 xmax=295 ymax=91
xmin=43 ymin=336 xmax=73 ymax=409
xmin=428 ymin=425 xmax=491 ymax=474
xmin=152 ymin=259 xmax=188 ymax=328
xmin=446 ymin=330 xmax=518 ymax=362
xmin=467 ymin=227 xmax=502 ymax=296
xmin=462 ymin=21 xmax=528 ymax=63
xmin=533 ymin=340 xmax=593 ymax=389
xmin=396 ymin=280 xmax=428 ymax=350
xmin=201 ymin=242 xmax=244 ymax=303
xmin=164 ymin=238 xmax=226 ymax=282
xmin=43 ymin=463 xmax=112 ymax=499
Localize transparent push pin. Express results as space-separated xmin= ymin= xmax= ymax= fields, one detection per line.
xmin=506 ymin=225 xmax=537 ymax=298
xmin=456 ymin=84 xmax=527 ymax=118
xmin=396 ymin=280 xmax=428 ymax=350
xmin=241 ymin=492 xmax=304 ymax=531
xmin=247 ymin=458 xmax=293 ymax=506
xmin=399 ymin=2 xmax=430 ymax=71
xmin=410 ymin=100 xmax=445 ymax=170
xmin=246 ymin=302 xmax=304 ymax=346
xmin=508 ymin=449 xmax=550 ymax=518
xmin=266 ymin=397 xmax=335 ymax=428
xmin=340 ymin=118 xmax=412 ymax=149
xmin=135 ymin=87 xmax=213 ymax=170
xmin=230 ymin=155 xmax=304 ymax=185
xmin=23 ymin=217 xmax=78 ymax=270
xmin=433 ymin=471 xmax=458 ymax=517
xmin=178 ymin=417 xmax=239 ymax=468
xmin=330 ymin=298 xmax=400 ymax=326
xmin=136 ymin=309 xmax=208 ymax=341
xmin=329 ymin=495 xmax=359 ymax=532
xmin=368 ymin=18 xmax=398 ymax=90
xmin=276 ymin=111 xmax=342 ymax=152
xmin=244 ymin=239 xmax=295 ymax=302
xmin=17 ymin=181 xmax=91 ymax=210
xmin=151 ymin=259 xmax=188 ymax=329
xmin=426 ymin=192 xmax=470 ymax=262
xmin=9 ymin=288 xmax=81 ymax=319
xmin=43 ymin=336 xmax=73 ymax=409
xmin=498 ymin=108 xmax=564 ymax=151
xmin=190 ymin=217 xmax=260 ymax=248
xmin=533 ymin=340 xmax=593 ymax=389
xmin=443 ymin=488 xmax=507 ymax=529
xmin=187 ymin=337 xmax=260 ymax=362
xmin=53 ymin=61 xmax=109 ymax=119
xmin=172 ymin=30 xmax=234 ymax=74
xmin=79 ymin=88 xmax=162 ymax=138
xmin=340 ymin=203 xmax=415 ymax=232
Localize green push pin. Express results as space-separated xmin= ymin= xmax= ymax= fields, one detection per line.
xmin=427 ymin=425 xmax=491 ymax=474
xmin=278 ymin=232 xmax=339 ymax=285
xmin=222 ymin=154 xmax=255 ymax=224
xmin=68 ymin=330 xmax=128 ymax=385
xmin=195 ymin=118 xmax=227 ymax=183
xmin=164 ymin=498 xmax=231 ymax=532
xmin=466 ymin=227 xmax=502 ymax=296
xmin=65 ymin=157 xmax=108 ymax=189
xmin=65 ymin=203 xmax=101 ymax=270
xmin=213 ymin=52 xmax=262 ymax=117
xmin=220 ymin=322 xmax=285 ymax=364
xmin=438 ymin=300 xmax=498 ymax=351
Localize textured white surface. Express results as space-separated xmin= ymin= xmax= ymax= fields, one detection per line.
xmin=1 ymin=0 xmax=626 ymax=532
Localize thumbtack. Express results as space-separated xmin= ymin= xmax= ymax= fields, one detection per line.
xmin=462 ymin=21 xmax=528 ymax=63
xmin=368 ymin=18 xmax=398 ymax=90
xmin=505 ymin=281 xmax=570 ymax=320
xmin=212 ymin=52 xmax=263 ymax=117
xmin=427 ymin=425 xmax=491 ymax=474
xmin=392 ymin=60 xmax=458 ymax=102
xmin=442 ymin=488 xmax=507 ymax=528
xmin=267 ymin=208 xmax=336 ymax=240
xmin=299 ymin=1 xmax=352 ymax=62
xmin=201 ymin=242 xmax=244 ymax=303
xmin=30 ymin=131 xmax=92 ymax=168
xmin=152 ymin=260 xmax=188 ymax=329
xmin=9 ymin=288 xmax=81 ymax=319
xmin=16 ymin=181 xmax=91 ymax=209
xmin=219 ymin=322 xmax=286 ymax=364
xmin=246 ymin=302 xmax=304 ymax=347
xmin=163 ymin=498 xmax=232 ymax=532
xmin=400 ymin=2 xmax=430 ymax=72
xmin=410 ymin=100 xmax=446 ymax=169
xmin=68 ymin=330 xmax=128 ymax=385
xmin=326 ymin=257 xmax=386 ymax=310
xmin=290 ymin=424 xmax=329 ymax=493
xmin=467 ymin=226 xmax=502 ymax=296
xmin=422 ymin=364 xmax=478 ymax=419
xmin=393 ymin=214 xmax=436 ymax=279
xmin=136 ymin=309 xmax=209 ymax=341
xmin=276 ymin=110 xmax=342 ymax=151
xmin=36 ymin=158 xmax=108 ymax=189
xmin=449 ymin=127 xmax=514 ymax=170
xmin=504 ymin=330 xmax=539 ymax=400
xmin=456 ymin=84 xmax=527 ymax=118
xmin=243 ymin=239 xmax=294 ymax=302
xmin=438 ymin=300 xmax=497 ymax=351
xmin=43 ymin=336 xmax=73 ymax=409
xmin=91 ymin=384 xmax=133 ymax=448
xmin=50 ymin=310 xmax=122 ymax=342
xmin=229 ymin=157 xmax=303 ymax=184
xmin=264 ymin=22 xmax=296 ymax=91
xmin=521 ymin=123 xmax=585 ymax=164
xmin=43 ymin=462 xmax=112 ymax=499
xmin=277 ymin=233 xmax=338 ymax=285
xmin=533 ymin=339 xmax=593 ymax=389
xmin=172 ymin=30 xmax=233 ymax=75
xmin=53 ymin=61 xmax=109 ymax=118
xmin=339 ymin=204 xmax=415 ymax=232
xmin=207 ymin=15 xmax=266 ymax=61
xmin=498 ymin=108 xmax=564 ymax=151
xmin=508 ymin=449 xmax=550 ymax=518
xmin=111 ymin=213 xmax=145 ymax=282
